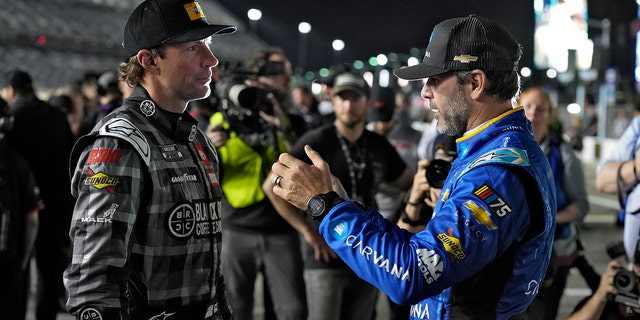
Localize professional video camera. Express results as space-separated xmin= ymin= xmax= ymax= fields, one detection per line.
xmin=607 ymin=240 xmax=640 ymax=309
xmin=214 ymin=61 xmax=287 ymax=151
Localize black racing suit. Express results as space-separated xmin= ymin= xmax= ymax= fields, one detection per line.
xmin=64 ymin=87 xmax=231 ymax=319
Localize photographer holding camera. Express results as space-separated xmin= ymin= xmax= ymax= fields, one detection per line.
xmin=207 ymin=48 xmax=308 ymax=319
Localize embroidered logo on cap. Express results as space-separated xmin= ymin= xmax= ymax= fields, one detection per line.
xmin=184 ymin=2 xmax=206 ymax=21
xmin=453 ymin=55 xmax=478 ymax=63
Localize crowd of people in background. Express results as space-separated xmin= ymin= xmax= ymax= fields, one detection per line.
xmin=3 ymin=2 xmax=640 ymax=320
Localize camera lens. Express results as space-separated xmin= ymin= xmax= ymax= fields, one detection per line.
xmin=613 ymin=269 xmax=638 ymax=293
xmin=425 ymin=159 xmax=452 ymax=189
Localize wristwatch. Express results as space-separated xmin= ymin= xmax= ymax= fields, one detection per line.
xmin=306 ymin=191 xmax=345 ymax=221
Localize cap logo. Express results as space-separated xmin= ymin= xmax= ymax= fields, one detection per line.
xmin=453 ymin=55 xmax=478 ymax=63
xmin=335 ymin=74 xmax=366 ymax=88
xmin=184 ymin=2 xmax=206 ymax=21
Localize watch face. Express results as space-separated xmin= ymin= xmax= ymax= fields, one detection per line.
xmin=307 ymin=196 xmax=326 ymax=217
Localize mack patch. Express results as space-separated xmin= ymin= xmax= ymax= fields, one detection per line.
xmin=473 ymin=184 xmax=512 ymax=218
xmin=463 ymin=200 xmax=497 ymax=231
xmin=184 ymin=2 xmax=206 ymax=20
xmin=416 ymin=248 xmax=443 ymax=284
xmin=84 ymin=168 xmax=119 ymax=193
xmin=159 ymin=144 xmax=185 ymax=162
xmin=87 ymin=148 xmax=123 ymax=164
xmin=166 ymin=200 xmax=221 ymax=240
xmin=437 ymin=228 xmax=465 ymax=262
xmin=81 ymin=203 xmax=118 ymax=224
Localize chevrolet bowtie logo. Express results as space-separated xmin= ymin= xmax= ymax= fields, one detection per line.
xmin=453 ymin=55 xmax=478 ymax=63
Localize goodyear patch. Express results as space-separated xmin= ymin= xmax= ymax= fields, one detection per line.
xmin=84 ymin=168 xmax=119 ymax=193
xmin=473 ymin=184 xmax=512 ymax=218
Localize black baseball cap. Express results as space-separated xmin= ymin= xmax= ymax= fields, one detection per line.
xmin=0 ymin=69 xmax=33 ymax=91
xmin=368 ymin=86 xmax=396 ymax=122
xmin=332 ymin=72 xmax=370 ymax=97
xmin=394 ymin=15 xmax=521 ymax=80
xmin=123 ymin=0 xmax=237 ymax=57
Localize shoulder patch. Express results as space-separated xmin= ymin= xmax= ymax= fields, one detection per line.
xmin=459 ymin=147 xmax=529 ymax=178
xmin=98 ymin=118 xmax=151 ymax=165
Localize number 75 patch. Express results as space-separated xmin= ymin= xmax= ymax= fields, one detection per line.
xmin=473 ymin=184 xmax=512 ymax=218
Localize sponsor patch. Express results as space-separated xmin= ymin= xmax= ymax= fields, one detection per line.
xmin=207 ymin=169 xmax=219 ymax=188
xmin=81 ymin=203 xmax=118 ymax=224
xmin=473 ymin=184 xmax=512 ymax=218
xmin=329 ymin=219 xmax=349 ymax=240
xmin=79 ymin=307 xmax=103 ymax=320
xmin=453 ymin=54 xmax=478 ymax=63
xmin=463 ymin=200 xmax=497 ymax=231
xmin=87 ymin=148 xmax=123 ymax=164
xmin=140 ymin=100 xmax=156 ymax=117
xmin=166 ymin=202 xmax=196 ymax=239
xmin=166 ymin=200 xmax=222 ymax=240
xmin=456 ymin=213 xmax=488 ymax=243
xmin=184 ymin=2 xmax=206 ymax=20
xmin=159 ymin=144 xmax=185 ymax=162
xmin=171 ymin=173 xmax=198 ymax=183
xmin=416 ymin=248 xmax=443 ymax=284
xmin=189 ymin=125 xmax=197 ymax=142
xmin=437 ymin=228 xmax=465 ymax=262
xmin=84 ymin=168 xmax=119 ymax=193
xmin=345 ymin=234 xmax=410 ymax=281
xmin=194 ymin=144 xmax=211 ymax=166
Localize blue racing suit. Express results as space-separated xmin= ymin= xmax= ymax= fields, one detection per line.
xmin=318 ymin=107 xmax=556 ymax=319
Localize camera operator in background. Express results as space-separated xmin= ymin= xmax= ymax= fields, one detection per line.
xmin=398 ymin=134 xmax=457 ymax=234
xmin=567 ymin=238 xmax=640 ymax=320
xmin=0 ymin=97 xmax=43 ymax=320
xmin=206 ymin=48 xmax=308 ymax=319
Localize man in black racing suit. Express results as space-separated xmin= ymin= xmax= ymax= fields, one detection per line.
xmin=63 ymin=1 xmax=237 ymax=319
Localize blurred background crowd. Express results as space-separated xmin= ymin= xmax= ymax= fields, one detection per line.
xmin=3 ymin=0 xmax=640 ymax=319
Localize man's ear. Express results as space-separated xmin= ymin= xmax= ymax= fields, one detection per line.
xmin=467 ymin=69 xmax=487 ymax=100
xmin=136 ymin=49 xmax=159 ymax=72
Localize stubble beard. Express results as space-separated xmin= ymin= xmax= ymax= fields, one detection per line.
xmin=436 ymin=84 xmax=470 ymax=137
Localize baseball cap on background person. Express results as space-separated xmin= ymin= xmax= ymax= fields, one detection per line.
xmin=368 ymin=86 xmax=396 ymax=122
xmin=0 ymin=69 xmax=33 ymax=92
xmin=394 ymin=14 xmax=521 ymax=80
xmin=332 ymin=72 xmax=370 ymax=98
xmin=123 ymin=0 xmax=237 ymax=58
xmin=96 ymin=71 xmax=120 ymax=96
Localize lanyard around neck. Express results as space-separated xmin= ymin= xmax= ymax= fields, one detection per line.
xmin=336 ymin=128 xmax=366 ymax=200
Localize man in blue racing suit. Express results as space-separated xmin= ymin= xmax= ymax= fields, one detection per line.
xmin=268 ymin=15 xmax=557 ymax=319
